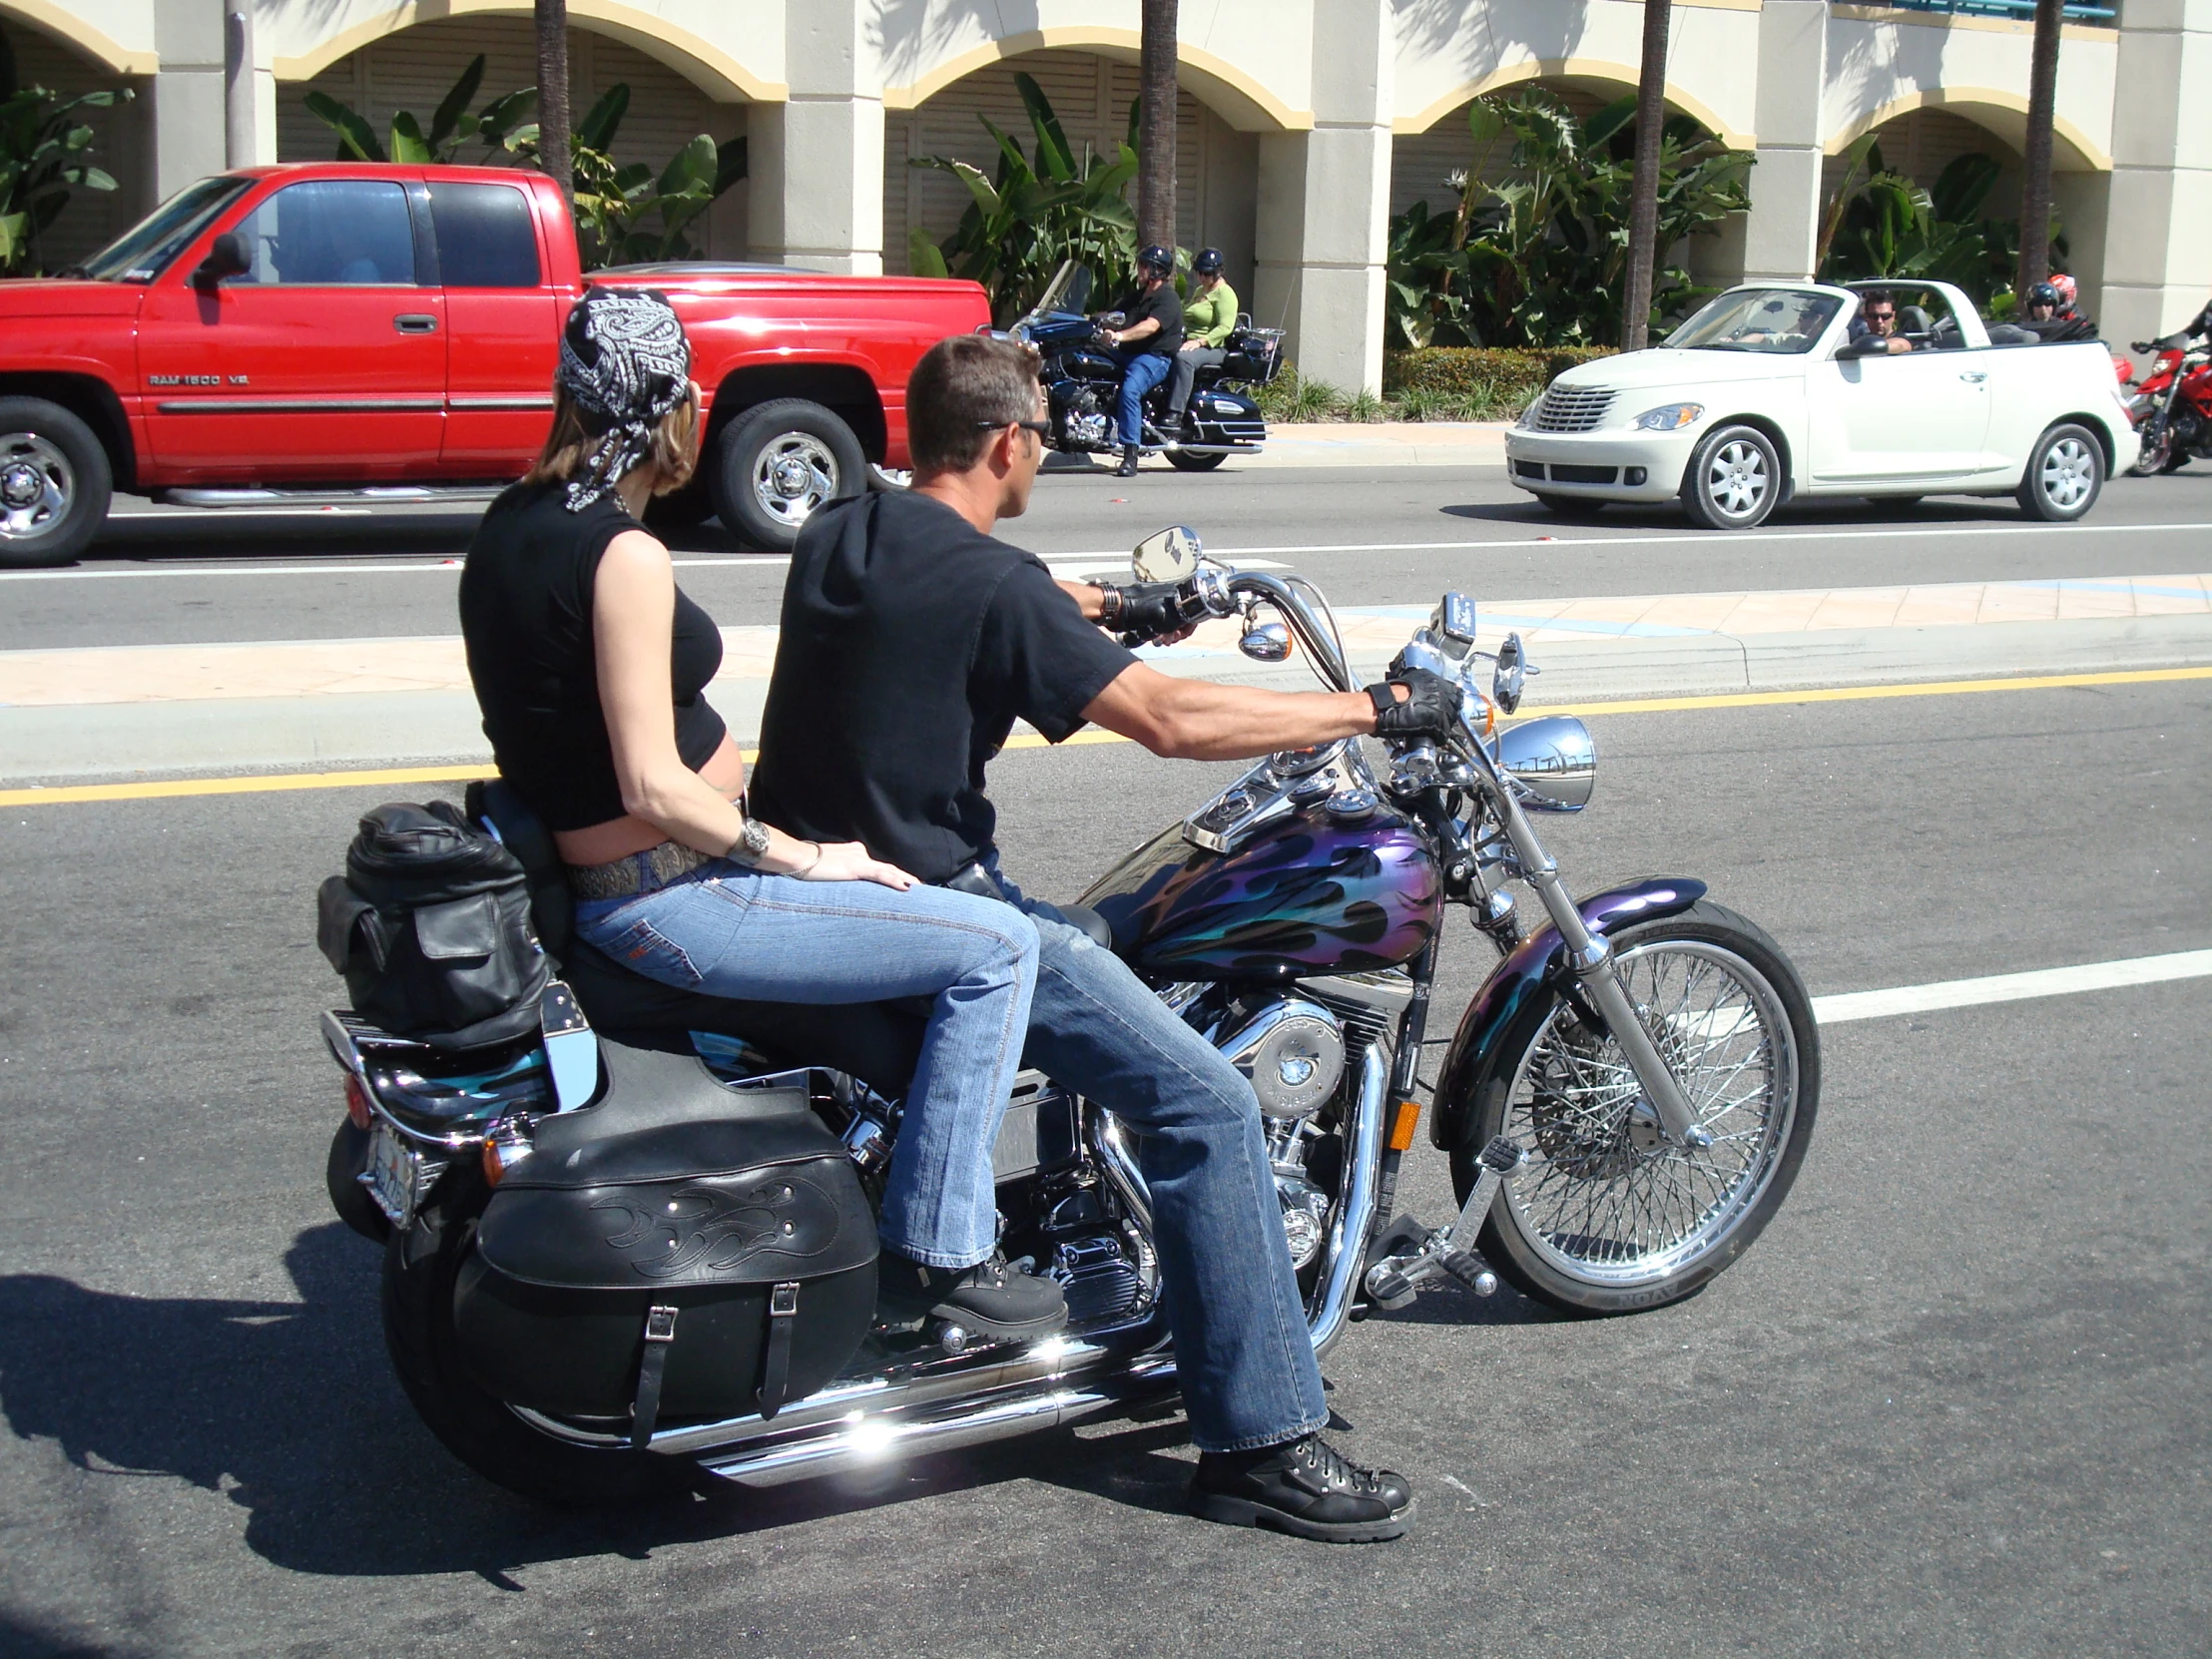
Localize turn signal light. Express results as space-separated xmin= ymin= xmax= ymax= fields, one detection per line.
xmin=343 ymin=1073 xmax=372 ymax=1130
xmin=481 ymin=1123 xmax=535 ymax=1186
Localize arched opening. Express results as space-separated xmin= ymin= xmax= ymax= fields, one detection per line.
xmin=277 ymin=15 xmax=751 ymax=258
xmin=0 ymin=11 xmax=144 ymax=271
xmin=885 ymin=48 xmax=1262 ymax=306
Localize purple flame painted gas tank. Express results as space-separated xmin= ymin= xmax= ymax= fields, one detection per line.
xmin=1076 ymin=802 xmax=1442 ymax=980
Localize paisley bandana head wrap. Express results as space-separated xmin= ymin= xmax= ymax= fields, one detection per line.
xmin=555 ymin=286 xmax=693 ymax=511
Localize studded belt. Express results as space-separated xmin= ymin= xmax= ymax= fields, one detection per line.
xmin=565 ymin=839 xmax=718 ymax=900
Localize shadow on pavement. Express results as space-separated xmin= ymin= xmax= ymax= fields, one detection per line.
xmin=78 ymin=513 xmax=764 ymax=566
xmin=0 ymin=1223 xmax=1221 ymax=1583
xmin=1435 ymin=497 xmax=2027 ymax=531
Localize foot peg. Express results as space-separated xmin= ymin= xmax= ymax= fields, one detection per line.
xmin=1361 ymin=1137 xmax=1526 ymax=1308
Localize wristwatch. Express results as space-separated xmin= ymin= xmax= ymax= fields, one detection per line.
xmin=729 ymin=815 xmax=772 ymax=864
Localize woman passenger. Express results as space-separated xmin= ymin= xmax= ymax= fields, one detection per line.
xmin=457 ymin=287 xmax=1065 ymax=1342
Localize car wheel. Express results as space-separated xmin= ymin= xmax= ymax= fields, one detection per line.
xmin=708 ymin=398 xmax=865 ymax=551
xmin=1681 ymin=423 xmax=1780 ymax=530
xmin=0 ymin=396 xmax=112 ymax=568
xmin=1533 ymin=492 xmax=1607 ymax=520
xmin=2016 ymin=422 xmax=2103 ymax=522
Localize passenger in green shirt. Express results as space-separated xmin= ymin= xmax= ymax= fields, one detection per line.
xmin=1165 ymin=248 xmax=1239 ymax=428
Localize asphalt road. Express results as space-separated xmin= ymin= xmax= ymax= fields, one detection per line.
xmin=8 ymin=462 xmax=2212 ymax=650
xmin=2 ymin=676 xmax=2206 ymax=1658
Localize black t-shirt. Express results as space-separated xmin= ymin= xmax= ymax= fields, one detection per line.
xmin=748 ymin=491 xmax=1137 ymax=882
xmin=1119 ymin=282 xmax=1185 ymax=356
xmin=459 ymin=480 xmax=727 ymax=831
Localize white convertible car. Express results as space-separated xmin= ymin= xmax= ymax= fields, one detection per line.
xmin=1503 ymin=279 xmax=2139 ymax=528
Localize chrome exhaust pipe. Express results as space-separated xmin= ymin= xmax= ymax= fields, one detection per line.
xmin=1308 ymin=1040 xmax=1385 ymax=1358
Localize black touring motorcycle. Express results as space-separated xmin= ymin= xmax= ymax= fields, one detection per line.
xmin=1009 ymin=262 xmax=1282 ymax=471
xmin=317 ymin=526 xmax=1820 ymax=1505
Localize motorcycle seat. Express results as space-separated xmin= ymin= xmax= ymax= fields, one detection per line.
xmin=467 ymin=780 xmax=924 ymax=1096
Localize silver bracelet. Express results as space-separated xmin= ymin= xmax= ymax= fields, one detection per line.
xmin=791 ymin=840 xmax=825 ymax=877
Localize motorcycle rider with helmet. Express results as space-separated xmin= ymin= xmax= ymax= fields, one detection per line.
xmin=2135 ymin=288 xmax=2212 ymax=357
xmin=750 ymin=330 xmax=1469 ymax=1542
xmin=1100 ymin=245 xmax=1184 ymax=477
xmin=1163 ymin=248 xmax=1239 ymax=432
xmin=2014 ymin=280 xmax=2099 ymax=343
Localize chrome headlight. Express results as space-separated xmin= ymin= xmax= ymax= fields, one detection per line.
xmin=1633 ymin=401 xmax=1704 ymax=431
xmin=1494 ymin=716 xmax=1595 ymax=811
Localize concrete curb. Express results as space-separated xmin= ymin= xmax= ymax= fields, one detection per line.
xmin=7 ymin=613 xmax=2209 ymax=785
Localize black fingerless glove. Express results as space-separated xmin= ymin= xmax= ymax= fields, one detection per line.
xmin=1366 ymin=667 xmax=1461 ymax=739
xmin=1099 ymin=580 xmax=1192 ymax=645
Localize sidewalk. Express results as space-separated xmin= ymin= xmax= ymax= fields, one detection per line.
xmin=5 ymin=571 xmax=2210 ymax=781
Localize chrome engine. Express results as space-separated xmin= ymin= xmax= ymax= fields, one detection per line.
xmin=1054 ymin=382 xmax=1113 ymax=450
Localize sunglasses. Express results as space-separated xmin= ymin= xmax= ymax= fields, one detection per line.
xmin=1868 ymin=310 xmax=1896 ymax=322
xmin=978 ymin=418 xmax=1052 ymax=438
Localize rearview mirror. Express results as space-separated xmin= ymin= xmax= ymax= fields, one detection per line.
xmin=1493 ymin=632 xmax=1533 ymax=715
xmin=1132 ymin=524 xmax=1201 ymax=583
xmin=1834 ymin=337 xmax=1885 ymax=360
xmin=192 ymin=231 xmax=250 ymax=290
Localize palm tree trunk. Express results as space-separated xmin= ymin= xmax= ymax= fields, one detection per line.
xmin=1620 ymin=0 xmax=1672 ymax=349
xmin=2016 ymin=0 xmax=2063 ymax=297
xmin=535 ymin=0 xmax=572 ymax=211
xmin=1138 ymin=0 xmax=1178 ymax=252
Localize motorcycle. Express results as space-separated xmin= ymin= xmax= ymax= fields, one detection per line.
xmin=1009 ymin=263 xmax=1281 ymax=472
xmin=318 ymin=527 xmax=1821 ymax=1506
xmin=2124 ymin=337 xmax=2212 ymax=475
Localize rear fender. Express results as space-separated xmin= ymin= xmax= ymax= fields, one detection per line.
xmin=1427 ymin=876 xmax=1707 ymax=1151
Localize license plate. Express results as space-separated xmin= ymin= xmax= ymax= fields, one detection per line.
xmin=361 ymin=1121 xmax=420 ymax=1225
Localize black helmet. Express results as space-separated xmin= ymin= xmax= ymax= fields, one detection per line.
xmin=1192 ymin=247 xmax=1225 ymax=276
xmin=2026 ymin=281 xmax=2061 ymax=309
xmin=1136 ymin=245 xmax=1175 ymax=276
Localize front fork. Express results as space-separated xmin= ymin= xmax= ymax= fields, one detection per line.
xmin=1477 ymin=756 xmax=1711 ymax=1150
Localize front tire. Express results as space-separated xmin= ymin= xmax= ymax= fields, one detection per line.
xmin=1680 ymin=423 xmax=1781 ymax=530
xmin=707 ymin=398 xmax=865 ymax=551
xmin=2017 ymin=422 xmax=2104 ymax=521
xmin=382 ymin=1209 xmax=698 ymax=1506
xmin=1165 ymin=449 xmax=1228 ymax=472
xmin=1447 ymin=900 xmax=1820 ymax=1316
xmin=0 ymin=396 xmax=112 ymax=567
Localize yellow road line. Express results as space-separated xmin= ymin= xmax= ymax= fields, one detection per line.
xmin=4 ymin=664 xmax=2207 ymax=809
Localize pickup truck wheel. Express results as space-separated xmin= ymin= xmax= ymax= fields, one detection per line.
xmin=2017 ymin=422 xmax=2103 ymax=522
xmin=709 ymin=398 xmax=865 ymax=551
xmin=1681 ymin=423 xmax=1780 ymax=530
xmin=0 ymin=397 xmax=111 ymax=567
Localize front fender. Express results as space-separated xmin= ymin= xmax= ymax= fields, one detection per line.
xmin=1427 ymin=876 xmax=1706 ymax=1151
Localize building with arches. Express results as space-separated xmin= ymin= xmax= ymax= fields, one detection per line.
xmin=10 ymin=0 xmax=2208 ymax=387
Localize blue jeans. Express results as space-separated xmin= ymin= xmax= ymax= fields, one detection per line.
xmin=573 ymin=859 xmax=1038 ymax=1269
xmin=1116 ymin=347 xmax=1174 ymax=446
xmin=988 ymin=862 xmax=1330 ymax=1453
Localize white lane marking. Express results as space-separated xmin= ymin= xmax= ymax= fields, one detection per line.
xmin=1211 ymin=520 xmax=2212 ymax=558
xmin=0 ymin=551 xmax=1287 ymax=581
xmin=1812 ymin=948 xmax=2212 ymax=1025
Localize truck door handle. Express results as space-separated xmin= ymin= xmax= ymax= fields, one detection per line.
xmin=393 ymin=313 xmax=438 ymax=333
xmin=1958 ymin=370 xmax=1987 ymax=383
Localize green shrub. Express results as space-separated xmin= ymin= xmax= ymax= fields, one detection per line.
xmin=1384 ymin=346 xmax=1614 ymax=414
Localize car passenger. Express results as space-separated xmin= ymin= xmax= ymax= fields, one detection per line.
xmin=456 ymin=286 xmax=1065 ymax=1344
xmin=1847 ymin=289 xmax=1914 ymax=353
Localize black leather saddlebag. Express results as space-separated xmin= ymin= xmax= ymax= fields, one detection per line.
xmin=453 ymin=1092 xmax=876 ymax=1434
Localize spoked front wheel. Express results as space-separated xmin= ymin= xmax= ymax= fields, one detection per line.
xmin=1449 ymin=900 xmax=1820 ymax=1315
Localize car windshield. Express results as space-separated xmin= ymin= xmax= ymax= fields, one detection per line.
xmin=1665 ymin=288 xmax=1843 ymax=354
xmin=77 ymin=176 xmax=252 ymax=282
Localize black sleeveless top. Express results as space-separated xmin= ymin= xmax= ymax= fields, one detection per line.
xmin=459 ymin=480 xmax=727 ymax=831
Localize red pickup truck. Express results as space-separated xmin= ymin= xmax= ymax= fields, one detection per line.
xmin=0 ymin=162 xmax=990 ymax=566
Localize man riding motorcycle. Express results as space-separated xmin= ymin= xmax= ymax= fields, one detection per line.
xmin=749 ymin=331 xmax=1466 ymax=1542
xmin=1100 ymin=245 xmax=1184 ymax=477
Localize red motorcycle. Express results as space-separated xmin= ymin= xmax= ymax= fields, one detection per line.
xmin=2125 ymin=338 xmax=2212 ymax=476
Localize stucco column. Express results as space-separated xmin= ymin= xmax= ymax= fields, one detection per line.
xmin=2100 ymin=0 xmax=2212 ymax=353
xmin=748 ymin=0 xmax=883 ymax=275
xmin=151 ymin=0 xmax=230 ymax=200
xmin=1733 ymin=0 xmax=1829 ymax=283
xmin=1254 ymin=0 xmax=1392 ymax=394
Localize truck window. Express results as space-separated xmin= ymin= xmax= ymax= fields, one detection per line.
xmin=80 ymin=175 xmax=252 ymax=281
xmin=233 ymin=180 xmax=417 ymax=286
xmin=428 ymin=182 xmax=542 ymax=287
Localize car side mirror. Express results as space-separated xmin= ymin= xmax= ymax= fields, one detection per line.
xmin=1132 ymin=524 xmax=1201 ymax=583
xmin=192 ymin=232 xmax=250 ymax=290
xmin=1835 ymin=337 xmax=1884 ymax=360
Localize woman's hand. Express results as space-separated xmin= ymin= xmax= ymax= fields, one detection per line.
xmin=790 ymin=839 xmax=917 ymax=890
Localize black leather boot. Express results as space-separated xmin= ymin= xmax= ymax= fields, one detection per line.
xmin=875 ymin=1247 xmax=1067 ymax=1342
xmin=1115 ymin=443 xmax=1140 ymax=477
xmin=1187 ymin=1433 xmax=1413 ymax=1542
